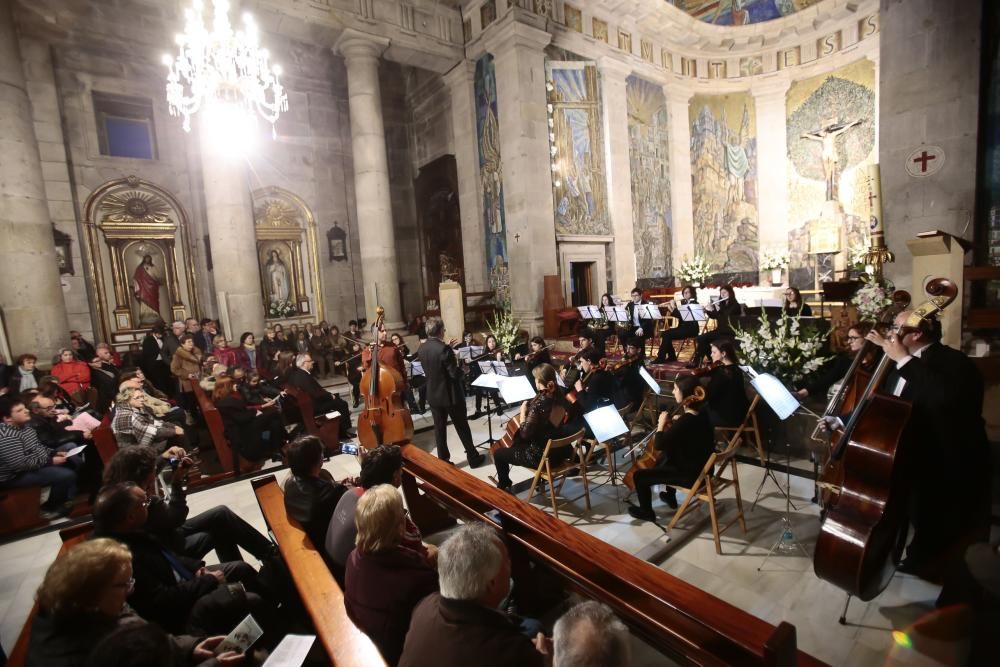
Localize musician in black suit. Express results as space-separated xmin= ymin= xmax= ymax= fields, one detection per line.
xmin=417 ymin=318 xmax=484 ymax=468
xmin=573 ymin=350 xmax=614 ymax=413
xmin=621 ymin=288 xmax=654 ymax=346
xmin=688 ymin=284 xmax=743 ymax=369
xmin=286 ymin=353 xmax=352 ymax=439
xmin=868 ymin=311 xmax=991 ymax=582
xmin=653 ymin=285 xmax=701 ymax=364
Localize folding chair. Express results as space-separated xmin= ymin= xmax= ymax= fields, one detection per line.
xmin=525 ymin=428 xmax=588 ymax=520
xmin=666 ymin=437 xmax=747 ymax=554
xmin=714 ymin=394 xmax=765 ymax=466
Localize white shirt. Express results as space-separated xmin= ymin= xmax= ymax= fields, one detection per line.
xmin=891 ymin=343 xmax=932 ymax=397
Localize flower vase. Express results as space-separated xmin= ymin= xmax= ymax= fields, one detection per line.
xmin=770 ymin=269 xmax=782 ymax=287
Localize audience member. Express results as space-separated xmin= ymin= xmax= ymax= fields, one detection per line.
xmin=92 ymin=482 xmax=263 ymax=636
xmin=549 ymin=601 xmax=630 ymax=667
xmin=89 ymin=344 xmax=122 ymax=413
xmin=140 ymin=323 xmax=172 ymax=395
xmin=162 ymin=321 xmax=186 ymax=368
xmin=235 ymin=332 xmax=262 ymax=372
xmin=345 ymin=484 xmax=438 ymax=666
xmin=28 ymin=394 xmax=89 ymax=452
xmin=184 ymin=319 xmax=205 ymax=352
xmin=26 ymin=538 xmax=239 ymax=667
xmin=170 ymin=335 xmax=203 ymax=413
xmin=283 ymin=435 xmax=349 ymax=553
xmin=325 ymin=444 xmax=430 ymax=569
xmin=102 ymin=446 xmax=275 ymax=564
xmin=37 ymin=376 xmax=78 ymax=414
xmin=197 ymin=320 xmax=217 ymax=355
xmin=51 ymin=348 xmax=92 ymax=401
xmin=213 ymin=336 xmax=239 ymax=369
xmin=7 ymin=354 xmax=44 ymax=396
xmin=398 ymin=523 xmax=543 ymax=667
xmin=0 ymin=398 xmax=78 ymax=518
xmin=118 ymin=369 xmax=185 ymax=425
xmin=110 ymin=387 xmax=187 ymax=455
xmin=70 ymin=331 xmax=97 ymax=362
xmin=286 ymin=353 xmax=352 ymax=439
xmin=212 ymin=376 xmax=284 ymax=465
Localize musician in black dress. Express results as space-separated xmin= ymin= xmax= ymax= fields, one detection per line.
xmin=492 ymin=363 xmax=573 ymax=492
xmin=782 ymin=287 xmax=813 ymax=317
xmin=515 ymin=336 xmax=551 ymax=374
xmin=390 ymin=332 xmax=420 ymax=414
xmin=627 ymin=376 xmax=714 ymax=521
xmin=589 ymin=293 xmax=616 ymax=355
xmin=795 ymin=322 xmax=876 ymax=400
xmin=702 ymin=339 xmax=749 ymax=428
xmin=471 ymin=334 xmax=507 ymax=418
xmin=688 ymin=284 xmax=743 ymax=369
xmin=653 ymin=285 xmax=701 ymax=364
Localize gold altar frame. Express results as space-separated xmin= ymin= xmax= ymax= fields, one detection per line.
xmin=82 ymin=176 xmax=200 ymax=345
xmin=252 ymin=186 xmax=323 ymax=323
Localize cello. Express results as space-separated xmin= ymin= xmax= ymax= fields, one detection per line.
xmin=623 ymin=386 xmax=705 ymax=491
xmin=357 ymin=307 xmax=414 ymax=449
xmin=813 ymin=278 xmax=958 ymax=602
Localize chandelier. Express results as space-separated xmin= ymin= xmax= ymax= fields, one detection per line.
xmin=162 ymin=0 xmax=288 ymax=137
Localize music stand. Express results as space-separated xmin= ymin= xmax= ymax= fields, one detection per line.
xmin=680 ymin=304 xmax=707 ymax=323
xmin=583 ymin=404 xmax=631 ymax=510
xmin=472 ymin=361 xmax=511 ymax=448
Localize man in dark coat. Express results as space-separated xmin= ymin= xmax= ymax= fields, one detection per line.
xmin=286 ymin=353 xmax=352 ymax=438
xmin=398 ymin=523 xmax=543 ymax=667
xmin=869 ymin=310 xmax=991 ymax=582
xmin=416 ymin=318 xmax=483 ymax=468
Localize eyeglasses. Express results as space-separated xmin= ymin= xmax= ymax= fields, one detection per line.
xmin=113 ymin=577 xmax=136 ymax=593
xmin=846 ymin=335 xmax=862 ymax=341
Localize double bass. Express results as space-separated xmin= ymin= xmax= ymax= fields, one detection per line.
xmin=813 ymin=277 xmax=958 ymax=602
xmin=357 ymin=307 xmax=414 ymax=449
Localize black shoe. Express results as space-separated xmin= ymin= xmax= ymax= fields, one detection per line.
xmin=467 ymin=452 xmax=486 ymax=469
xmin=495 ymin=405 xmax=505 ymax=416
xmin=352 ymin=398 xmax=360 ymax=408
xmin=659 ymin=489 xmax=678 ymax=509
xmin=627 ymin=505 xmax=656 ymax=522
xmin=470 ymin=410 xmax=485 ymax=419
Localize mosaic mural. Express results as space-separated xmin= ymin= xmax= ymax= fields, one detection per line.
xmin=666 ymin=0 xmax=823 ymax=26
xmin=474 ymin=54 xmax=509 ymax=300
xmin=689 ymin=93 xmax=759 ymax=278
xmin=785 ymin=58 xmax=876 ymax=287
xmin=626 ymin=76 xmax=672 ymax=280
xmin=546 ymin=61 xmax=611 ymax=236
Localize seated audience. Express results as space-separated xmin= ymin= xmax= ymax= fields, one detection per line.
xmin=286 ymin=353 xmax=352 ymax=439
xmin=326 ymin=444 xmax=430 ymax=569
xmin=118 ymin=369 xmax=185 ymax=425
xmin=212 ymin=376 xmax=285 ymax=464
xmin=239 ymin=371 xmax=281 ymax=405
xmin=37 ymin=376 xmax=78 ymax=414
xmin=102 ymin=446 xmax=274 ymax=564
xmin=169 ymin=335 xmax=203 ymax=413
xmin=550 ymin=601 xmax=630 ymax=667
xmin=70 ymin=330 xmax=98 ymax=362
xmin=111 ymin=387 xmax=187 ymax=455
xmin=398 ymin=523 xmax=544 ymax=667
xmin=283 ymin=435 xmax=349 ymax=552
xmin=92 ymin=482 xmax=263 ymax=636
xmin=212 ymin=336 xmax=239 ymax=370
xmin=345 ymin=484 xmax=438 ymax=666
xmin=7 ymin=354 xmax=44 ymax=396
xmin=234 ymin=332 xmax=261 ymax=372
xmin=197 ymin=363 xmax=228 ymax=393
xmin=52 ymin=348 xmax=92 ymax=400
xmin=272 ymin=350 xmax=296 ymax=384
xmin=28 ymin=394 xmax=89 ymax=451
xmin=0 ymin=398 xmax=78 ymax=517
xmin=140 ymin=323 xmax=172 ymax=395
xmin=26 ymin=538 xmax=239 ymax=667
xmin=89 ymin=344 xmax=122 ymax=413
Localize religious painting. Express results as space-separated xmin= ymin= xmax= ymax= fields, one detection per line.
xmin=82 ymin=176 xmax=198 ymax=347
xmin=547 ymin=61 xmax=610 ymax=236
xmin=627 ymin=76 xmax=672 ymax=282
xmin=474 ymin=54 xmax=509 ymax=301
xmin=689 ymin=92 xmax=759 ymax=279
xmin=665 ymin=0 xmax=823 ymax=26
xmin=786 ymin=58 xmax=876 ymax=287
xmin=252 ymin=187 xmax=324 ymax=322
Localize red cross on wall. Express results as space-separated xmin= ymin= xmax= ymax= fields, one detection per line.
xmin=913 ymin=150 xmax=936 ymax=173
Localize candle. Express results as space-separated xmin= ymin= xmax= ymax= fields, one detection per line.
xmin=866 ymin=164 xmax=885 ymax=238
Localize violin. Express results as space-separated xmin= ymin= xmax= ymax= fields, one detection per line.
xmin=357 ymin=307 xmax=414 ymax=449
xmin=605 ymin=350 xmax=640 ymax=373
xmin=623 ymin=386 xmax=706 ymax=491
xmin=521 ymin=343 xmax=555 ymax=364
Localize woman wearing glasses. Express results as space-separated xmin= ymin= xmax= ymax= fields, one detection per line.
xmin=795 ymin=322 xmax=879 ymax=400
xmin=782 ymin=287 xmax=812 ymax=317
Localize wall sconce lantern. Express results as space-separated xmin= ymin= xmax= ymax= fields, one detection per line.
xmin=327 ymin=221 xmax=348 ymax=262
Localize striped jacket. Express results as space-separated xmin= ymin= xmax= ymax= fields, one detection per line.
xmin=0 ymin=423 xmax=51 ymax=484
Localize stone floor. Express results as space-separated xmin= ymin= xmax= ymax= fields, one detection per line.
xmin=0 ymin=389 xmax=970 ymax=666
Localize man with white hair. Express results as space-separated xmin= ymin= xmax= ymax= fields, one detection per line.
xmin=551 ymin=601 xmax=630 ymax=667
xmin=286 ymin=352 xmax=352 ymax=438
xmin=398 ymin=522 xmax=543 ymax=667
xmin=162 ymin=320 xmax=186 ymax=366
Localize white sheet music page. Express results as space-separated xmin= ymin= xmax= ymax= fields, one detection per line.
xmin=750 ymin=372 xmax=799 ymax=420
xmin=583 ymin=405 xmax=629 ymax=443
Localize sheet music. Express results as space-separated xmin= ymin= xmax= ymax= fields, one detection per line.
xmin=680 ymin=304 xmax=707 ymax=322
xmin=749 ymin=372 xmax=800 ymax=420
xmin=471 ymin=374 xmax=500 ymax=389
xmin=577 ymin=306 xmax=592 ymax=319
xmin=262 ymin=635 xmax=316 ymax=667
xmin=604 ymin=306 xmax=628 ymax=322
xmin=456 ymin=348 xmax=472 ymax=361
xmin=470 ymin=346 xmax=484 ymax=357
xmin=639 ymin=304 xmax=662 ymax=319
xmin=477 ymin=361 xmax=509 ymax=376
xmin=638 ymin=366 xmax=661 ymax=394
xmin=583 ymin=405 xmax=629 ymax=443
xmin=410 ymin=361 xmax=424 ymax=376
xmin=67 ymin=412 xmax=101 ymax=432
xmin=497 ymin=375 xmax=536 ymax=403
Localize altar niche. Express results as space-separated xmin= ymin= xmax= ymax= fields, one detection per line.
xmin=252 ymin=187 xmax=323 ymax=323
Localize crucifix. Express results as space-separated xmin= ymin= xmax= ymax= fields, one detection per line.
xmin=801 ymin=117 xmax=863 ymax=201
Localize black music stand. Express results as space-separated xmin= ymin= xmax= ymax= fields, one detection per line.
xmin=472 ymin=361 xmax=509 ymax=450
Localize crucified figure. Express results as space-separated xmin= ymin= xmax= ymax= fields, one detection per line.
xmin=801 ymin=117 xmax=863 ymax=201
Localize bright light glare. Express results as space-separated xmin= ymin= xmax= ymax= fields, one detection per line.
xmin=203 ymin=102 xmax=257 ymax=159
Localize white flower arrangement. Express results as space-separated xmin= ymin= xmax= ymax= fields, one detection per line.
xmin=676 ymin=255 xmax=712 ymax=284
xmin=487 ymin=301 xmax=522 ymax=353
xmin=851 ymin=280 xmax=894 ymax=323
xmin=734 ymin=311 xmax=831 ymax=385
xmin=759 ymin=248 xmax=790 ymax=272
xmin=268 ymin=299 xmax=298 ymax=318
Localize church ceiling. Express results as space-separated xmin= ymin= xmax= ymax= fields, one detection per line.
xmin=666 ymin=0 xmax=825 ymax=26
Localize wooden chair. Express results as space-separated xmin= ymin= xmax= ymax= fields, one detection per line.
xmin=281 ymin=384 xmax=342 ymax=454
xmin=525 ymin=427 xmax=588 ymax=519
xmin=190 ymin=383 xmax=263 ymax=475
xmin=715 ymin=394 xmax=765 ymax=466
xmin=666 ymin=437 xmax=748 ymax=555
xmin=0 ymin=487 xmax=46 ymax=536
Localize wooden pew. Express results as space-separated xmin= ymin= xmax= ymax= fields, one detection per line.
xmin=251 ymin=475 xmax=385 ymax=667
xmin=91 ymin=415 xmax=118 ymax=465
xmin=399 ymin=444 xmax=827 ymax=667
xmin=0 ymin=487 xmax=46 ymax=537
xmin=7 ymin=522 xmax=92 ymax=666
xmin=281 ymin=384 xmax=342 ymax=454
xmin=191 ymin=382 xmax=263 ymax=475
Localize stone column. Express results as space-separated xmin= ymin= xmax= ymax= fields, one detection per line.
xmin=486 ymin=18 xmax=557 ymax=333
xmin=334 ymin=29 xmax=404 ymax=329
xmin=443 ymin=61 xmax=487 ymax=293
xmin=663 ymin=85 xmax=695 ymax=267
xmin=0 ymin=1 xmax=70 ymax=363
xmin=599 ymin=58 xmax=637 ymax=292
xmin=197 ymin=121 xmax=266 ymax=338
xmin=752 ymin=80 xmax=792 ymax=266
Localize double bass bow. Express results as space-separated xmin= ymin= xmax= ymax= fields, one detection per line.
xmin=813 ymin=277 xmax=958 ymax=602
xmin=357 ymin=306 xmax=414 ymax=450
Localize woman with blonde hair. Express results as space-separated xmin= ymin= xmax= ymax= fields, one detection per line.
xmin=492 ymin=363 xmax=575 ymax=492
xmin=27 ymin=538 xmax=241 ymax=666
xmin=110 ymin=387 xmax=186 ymax=458
xmin=344 ymin=484 xmax=438 ymax=666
